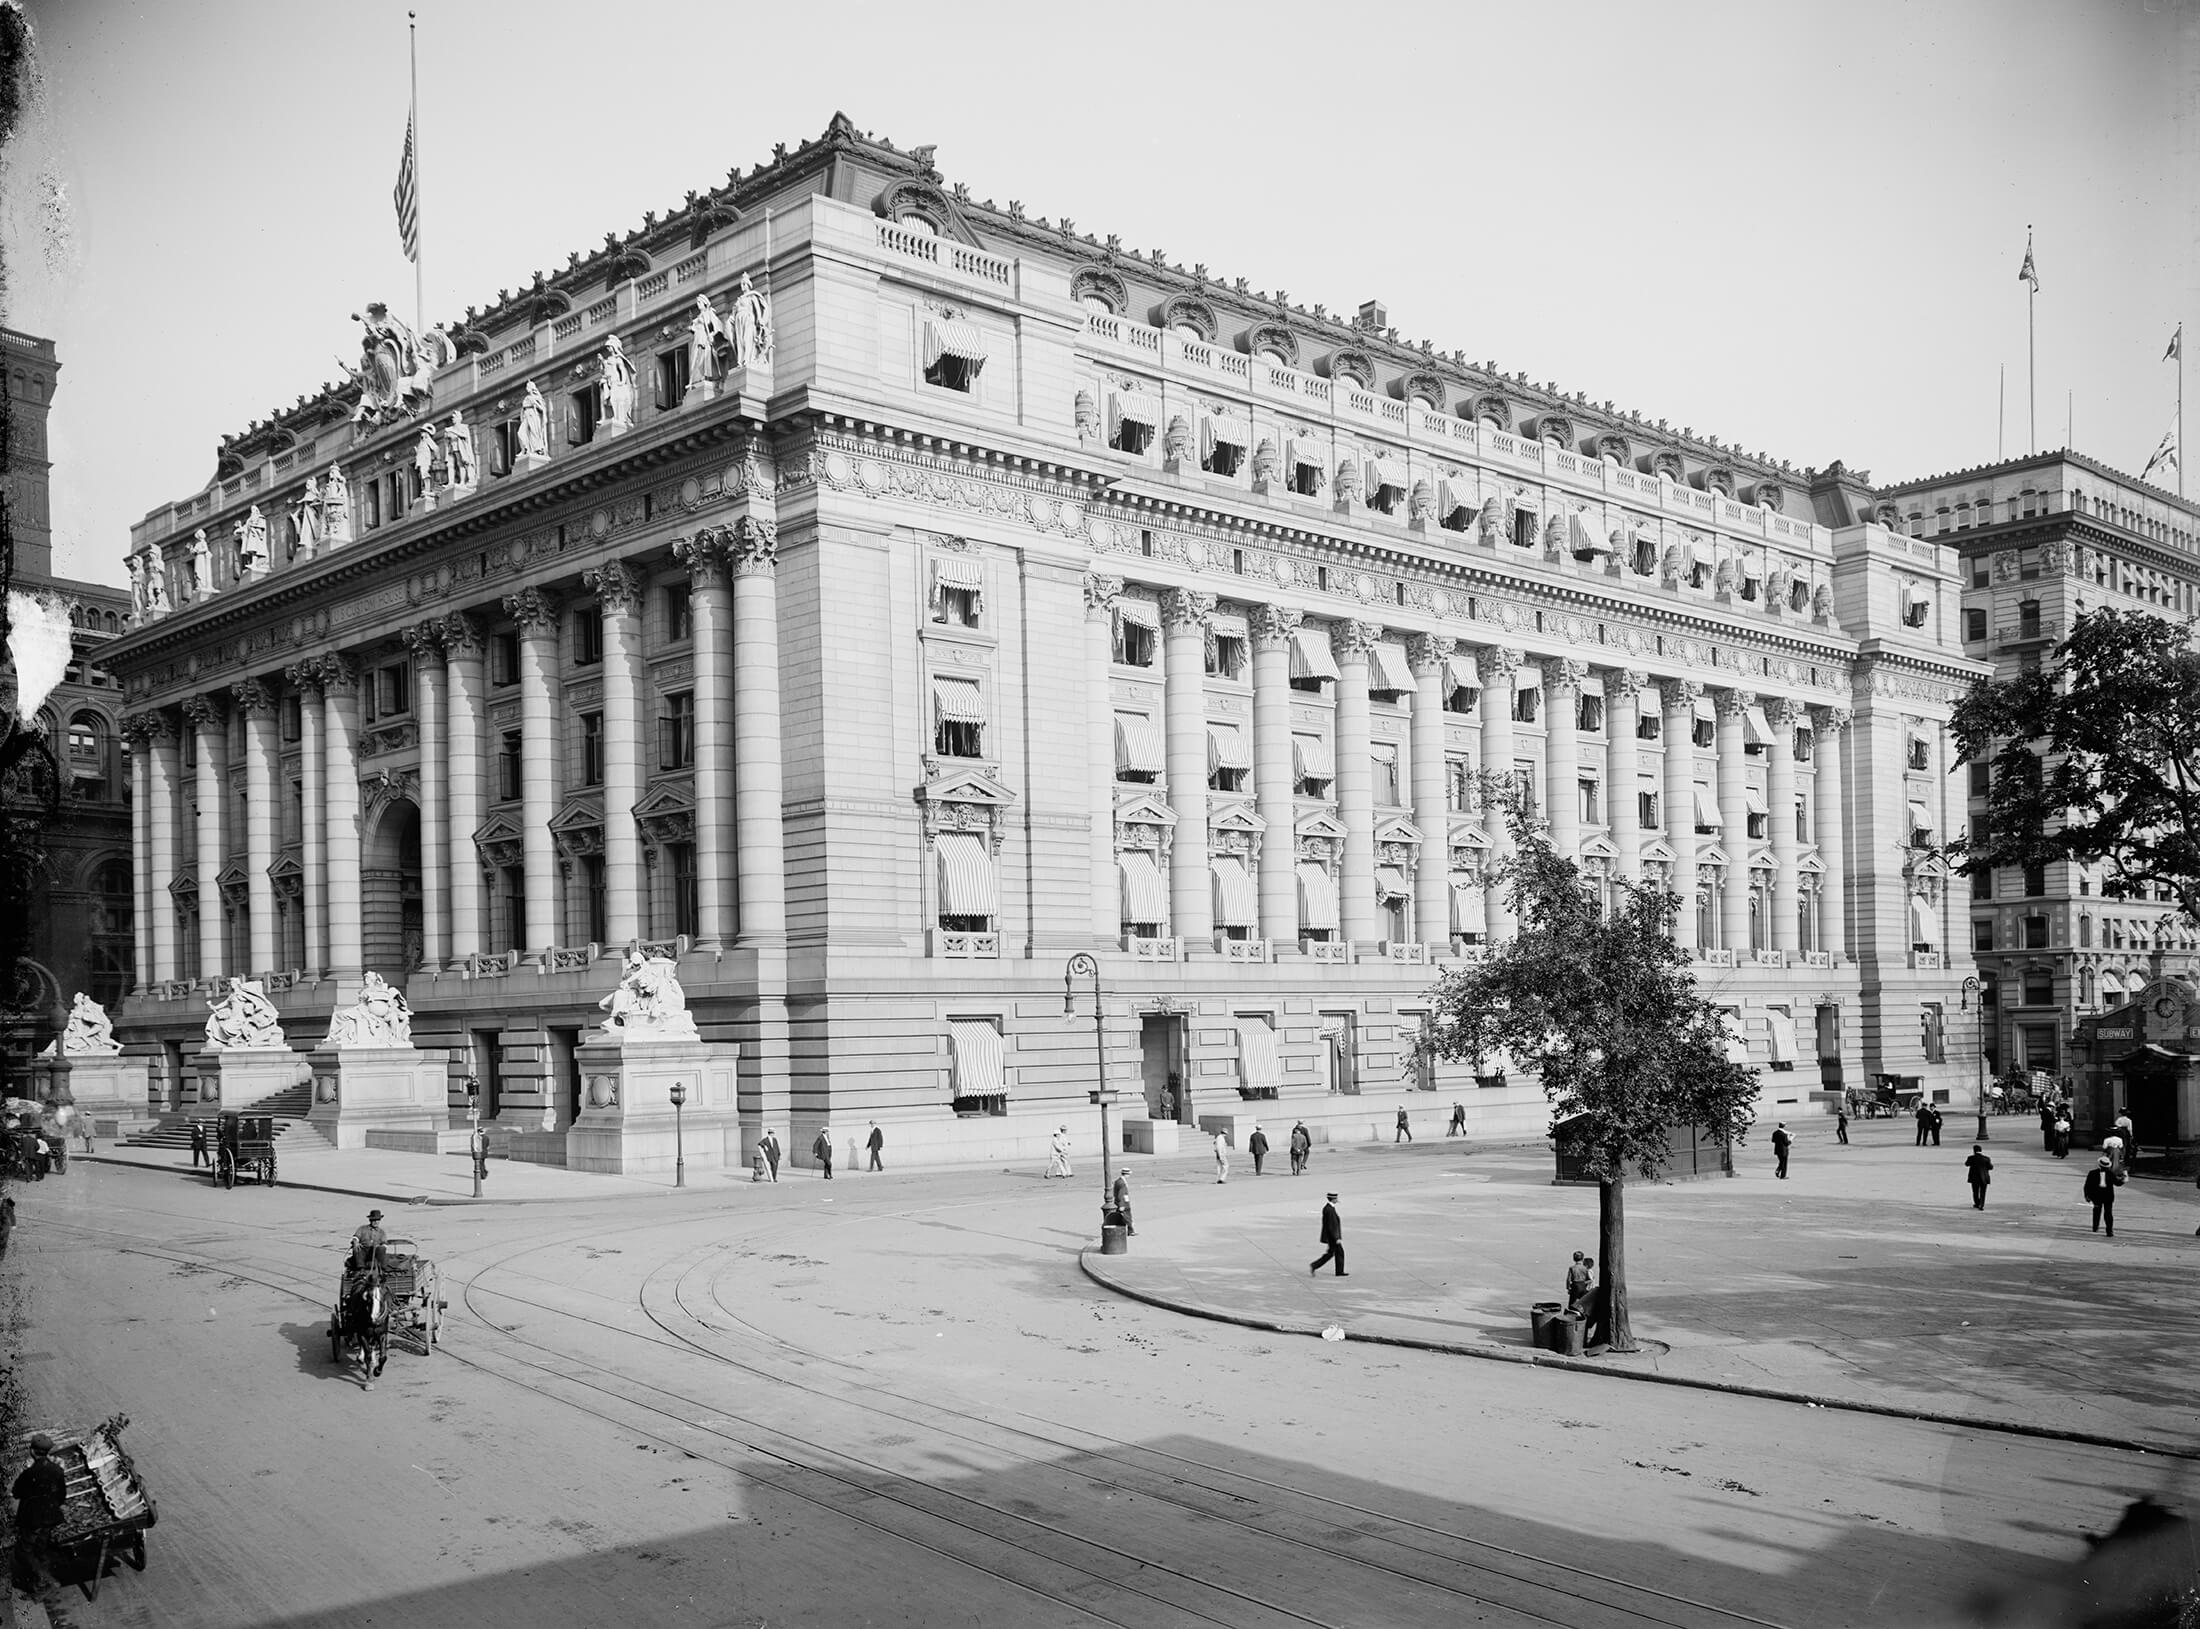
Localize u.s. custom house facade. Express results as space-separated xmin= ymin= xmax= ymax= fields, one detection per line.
xmin=99 ymin=115 xmax=1987 ymax=1173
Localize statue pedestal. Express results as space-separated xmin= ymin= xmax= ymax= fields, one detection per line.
xmin=444 ymin=479 xmax=477 ymax=505
xmin=724 ymin=362 xmax=773 ymax=408
xmin=195 ymin=1047 xmax=308 ymax=1111
xmin=306 ymin=1046 xmax=445 ymax=1150
xmin=566 ymin=1036 xmax=739 ymax=1178
xmin=33 ymin=1054 xmax=153 ymax=1137
xmin=515 ymin=454 xmax=550 ymax=475
xmin=685 ymin=378 xmax=719 ymax=404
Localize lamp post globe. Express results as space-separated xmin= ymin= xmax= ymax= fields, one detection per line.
xmin=669 ymin=1081 xmax=688 ymax=1188
xmin=1960 ymin=976 xmax=1987 ymax=1143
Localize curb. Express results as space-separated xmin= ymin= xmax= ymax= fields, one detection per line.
xmin=1077 ymin=1250 xmax=2200 ymax=1463
xmin=75 ymin=1154 xmax=669 ymax=1208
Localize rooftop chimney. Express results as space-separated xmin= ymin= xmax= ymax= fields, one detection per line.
xmin=1356 ymin=300 xmax=1387 ymax=331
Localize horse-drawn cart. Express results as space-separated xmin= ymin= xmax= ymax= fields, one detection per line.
xmin=215 ymin=1111 xmax=276 ymax=1189
xmin=4 ymin=1414 xmax=157 ymax=1602
xmin=382 ymin=1236 xmax=444 ymax=1353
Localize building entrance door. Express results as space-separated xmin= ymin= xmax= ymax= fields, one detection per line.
xmin=474 ymin=1029 xmax=504 ymax=1120
xmin=548 ymin=1027 xmax=583 ymax=1131
xmin=1139 ymin=1015 xmax=1184 ymax=1122
xmin=362 ymin=800 xmax=423 ymax=982
xmin=2120 ymin=1050 xmax=2183 ymax=1146
xmin=1319 ymin=1012 xmax=1357 ymax=1095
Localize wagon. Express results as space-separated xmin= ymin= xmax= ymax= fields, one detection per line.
xmin=381 ymin=1236 xmax=445 ymax=1353
xmin=5 ymin=1414 xmax=157 ymax=1602
xmin=214 ymin=1111 xmax=276 ymax=1189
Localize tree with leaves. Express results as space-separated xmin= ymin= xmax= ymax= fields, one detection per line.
xmin=1950 ymin=607 xmax=2200 ymax=924
xmin=1413 ymin=819 xmax=1760 ymax=1353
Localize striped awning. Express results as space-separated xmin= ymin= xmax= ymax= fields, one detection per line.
xmin=1210 ymin=857 xmax=1258 ymax=928
xmin=1375 ymin=865 xmax=1412 ymax=902
xmin=1439 ymin=476 xmax=1478 ymax=520
xmin=1722 ymin=1013 xmax=1751 ymax=1067
xmin=924 ymin=319 xmax=990 ymax=369
xmin=932 ymin=676 xmax=988 ymax=726
xmin=1366 ymin=641 xmax=1413 ymax=692
xmin=1118 ymin=851 xmax=1169 ymax=925
xmin=1365 ymin=456 xmax=1407 ymax=494
xmin=1204 ymin=414 xmax=1252 ymax=453
xmin=1570 ymin=512 xmax=1610 ymax=554
xmin=930 ymin=556 xmax=984 ymax=608
xmin=1237 ymin=1018 xmax=1283 ymax=1090
xmin=1693 ymin=787 xmax=1722 ymax=828
xmin=1906 ymin=800 xmax=1935 ymax=838
xmin=1208 ymin=610 xmax=1249 ymax=642
xmin=1766 ymin=1008 xmax=1796 ymax=1063
xmin=1114 ymin=596 xmax=1160 ymax=630
xmin=1445 ymin=650 xmax=1480 ymax=692
xmin=1115 ymin=713 xmax=1166 ymax=775
xmin=1292 ymin=734 xmax=1335 ymax=781
xmin=948 ymin=1020 xmax=1005 ymax=1094
xmin=1207 ymin=723 xmax=1250 ymax=773
xmin=1739 ymin=552 xmax=1764 ymax=583
xmin=1112 ymin=390 xmax=1162 ymax=429
xmin=1742 ymin=705 xmax=1773 ymax=746
xmin=1287 ymin=438 xmax=1328 ymax=476
xmin=935 ymin=832 xmax=999 ymax=916
xmin=1296 ymin=862 xmax=1340 ymax=931
xmin=1745 ymin=786 xmax=1769 ymax=816
xmin=1449 ymin=876 xmax=1485 ymax=932
xmin=1909 ymin=893 xmax=1936 ymax=943
xmin=1289 ymin=628 xmax=1340 ymax=682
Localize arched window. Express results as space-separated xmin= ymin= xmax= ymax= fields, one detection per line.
xmin=899 ymin=213 xmax=937 ymax=237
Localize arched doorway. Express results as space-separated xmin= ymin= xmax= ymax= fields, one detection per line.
xmin=363 ymin=798 xmax=424 ymax=984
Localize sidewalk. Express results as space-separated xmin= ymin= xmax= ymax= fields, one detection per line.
xmin=78 ymin=1141 xmax=714 ymax=1205
xmin=1081 ymin=1118 xmax=2200 ymax=1454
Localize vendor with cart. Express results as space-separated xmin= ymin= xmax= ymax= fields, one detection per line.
xmin=350 ymin=1210 xmax=388 ymax=1274
xmin=12 ymin=1432 xmax=74 ymax=1624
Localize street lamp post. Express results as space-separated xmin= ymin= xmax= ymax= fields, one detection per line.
xmin=465 ymin=1075 xmax=483 ymax=1199
xmin=1062 ymin=953 xmax=1117 ymax=1238
xmin=1960 ymin=975 xmax=1987 ymax=1142
xmin=669 ymin=1080 xmax=687 ymax=1189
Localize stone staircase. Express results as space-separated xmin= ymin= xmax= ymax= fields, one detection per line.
xmin=121 ymin=1083 xmax=334 ymax=1154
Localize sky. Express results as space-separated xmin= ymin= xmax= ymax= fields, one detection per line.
xmin=2 ymin=0 xmax=2193 ymax=586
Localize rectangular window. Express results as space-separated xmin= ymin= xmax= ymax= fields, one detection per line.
xmin=659 ymin=691 xmax=696 ymax=770
xmin=581 ymin=712 xmax=605 ymax=787
xmin=2018 ymin=600 xmax=2041 ymax=639
xmin=1636 ymin=712 xmax=1661 ymax=741
xmin=569 ymin=384 xmax=602 ymax=446
xmin=375 ymin=662 xmax=410 ymax=719
xmin=1207 ymin=633 xmax=1248 ymax=680
xmin=491 ymin=631 xmax=522 ymax=688
xmin=1577 ymin=694 xmax=1604 ymax=733
xmin=1639 ymin=789 xmax=1661 ymax=829
xmin=2024 ymin=862 xmax=2046 ymax=897
xmin=664 ymin=583 xmax=693 ymax=642
xmin=1511 ymin=765 xmax=1538 ymax=818
xmin=1579 ymin=779 xmax=1601 ymax=825
xmin=1969 ymin=762 xmax=1989 ymax=796
xmin=502 ymin=866 xmax=526 ymax=949
xmin=1973 ymin=920 xmax=1994 ymax=951
xmin=670 ymin=843 xmax=698 ymax=938
xmin=1447 ymin=757 xmax=1474 ymax=814
xmin=1964 ymin=607 xmax=1987 ymax=642
xmin=2022 ymin=969 xmax=2053 ymax=1005
xmin=574 ymin=607 xmax=604 ymax=666
xmin=282 ymin=695 xmax=302 ymax=743
xmin=1512 ymin=687 xmax=1539 ymax=724
xmin=1972 ymin=867 xmax=1992 ymax=900
xmin=1692 ymin=717 xmax=1715 ymax=748
xmin=933 ymin=585 xmax=979 ymax=628
xmin=1921 ymin=1002 xmax=1945 ymax=1065
xmin=1512 ymin=509 xmax=1538 ymax=549
xmin=1112 ymin=610 xmax=1157 ymax=668
xmin=497 ymin=730 xmax=523 ymax=802
xmin=1371 ymin=745 xmax=1401 ymax=806
xmin=655 ymin=348 xmax=690 ymax=411
xmin=490 ymin=420 xmax=517 ymax=477
xmin=583 ymin=855 xmax=607 ymax=945
xmin=948 ymin=1018 xmax=1009 ymax=1117
xmin=2023 ymin=914 xmax=2049 ymax=948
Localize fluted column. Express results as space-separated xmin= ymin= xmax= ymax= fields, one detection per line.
xmin=1332 ymin=620 xmax=1378 ymax=945
xmin=672 ymin=532 xmax=733 ymax=946
xmin=1161 ymin=588 xmax=1217 ymax=944
xmin=1714 ymin=688 xmax=1753 ymax=952
xmin=1251 ymin=605 xmax=1301 ymax=944
xmin=140 ymin=715 xmax=181 ymax=982
xmin=441 ymin=615 xmax=486 ymax=963
xmin=320 ymin=657 xmax=364 ymax=977
xmin=1813 ymin=705 xmax=1850 ymax=961
xmin=232 ymin=679 xmax=280 ymax=975
xmin=504 ymin=590 xmax=561 ymax=954
xmin=1766 ymin=696 xmax=1801 ymax=954
xmin=122 ymin=716 xmax=156 ymax=989
xmin=182 ymin=694 xmax=227 ymax=980
xmin=1541 ymin=658 xmax=1586 ymax=861
xmin=731 ymin=519 xmax=786 ymax=945
xmin=1085 ymin=574 xmax=1124 ymax=942
xmin=1407 ymin=634 xmax=1452 ymax=946
xmin=287 ymin=663 xmax=327 ymax=975
xmin=1478 ymin=646 xmax=1523 ymax=940
xmin=1605 ymin=669 xmax=1643 ymax=883
xmin=578 ymin=563 xmax=645 ymax=946
xmin=399 ymin=625 xmax=450 ymax=969
xmin=1661 ymin=681 xmax=1701 ymax=952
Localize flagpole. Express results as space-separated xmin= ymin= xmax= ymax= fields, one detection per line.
xmin=1997 ymin=365 xmax=2004 ymax=461
xmin=2027 ymin=225 xmax=2036 ymax=456
xmin=2180 ymin=324 xmax=2186 ymax=499
xmin=409 ymin=13 xmax=424 ymax=337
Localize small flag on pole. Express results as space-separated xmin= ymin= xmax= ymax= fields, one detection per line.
xmin=2017 ymin=232 xmax=2038 ymax=292
xmin=393 ymin=111 xmax=421 ymax=263
xmin=2167 ymin=324 xmax=2183 ymax=363
xmin=2141 ymin=415 xmax=2179 ymax=485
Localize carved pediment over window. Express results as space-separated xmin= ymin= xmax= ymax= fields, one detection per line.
xmin=1295 ymin=807 xmax=1346 ymax=865
xmin=1208 ymin=801 xmax=1265 ymax=863
xmin=1595 ymin=432 xmax=1632 ymax=466
xmin=549 ymin=792 xmax=607 ymax=861
xmin=362 ymin=722 xmax=419 ymax=759
xmin=631 ymin=781 xmax=695 ymax=847
xmin=1647 ymin=449 xmax=1685 ymax=482
xmin=168 ymin=873 xmax=199 ymax=904
xmin=919 ymin=764 xmax=1016 ymax=855
xmin=268 ymin=852 xmax=304 ymax=903
xmin=1396 ymin=372 xmax=1446 ymax=410
xmin=1639 ymin=837 xmax=1677 ymax=867
xmin=473 ymin=810 xmax=527 ymax=869
xmin=1322 ymin=347 xmax=1375 ymax=388
xmin=1112 ymin=788 xmax=1178 ymax=861
xmin=1071 ymin=265 xmax=1129 ymax=314
xmin=216 ymin=860 xmax=252 ymax=912
xmin=1533 ymin=414 xmax=1574 ymax=450
xmin=1240 ymin=324 xmax=1298 ymax=366
xmin=1579 ymin=833 xmax=1619 ymax=865
xmin=1373 ymin=815 xmax=1424 ymax=872
xmin=1151 ymin=295 xmax=1217 ymax=341
xmin=1473 ymin=395 xmax=1513 ymax=431
xmin=873 ymin=178 xmax=969 ymax=242
xmin=1697 ymin=467 xmax=1737 ymax=499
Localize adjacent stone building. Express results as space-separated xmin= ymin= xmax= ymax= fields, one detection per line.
xmin=98 ymin=116 xmax=1987 ymax=1170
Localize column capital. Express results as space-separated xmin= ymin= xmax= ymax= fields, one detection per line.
xmin=1405 ymin=632 xmax=1452 ymax=675
xmin=1158 ymin=588 xmax=1216 ymax=630
xmin=400 ymin=620 xmax=445 ymax=660
xmin=582 ymin=559 xmax=645 ymax=615
xmin=1082 ymin=572 xmax=1125 ymax=620
xmin=1475 ymin=644 xmax=1524 ymax=684
xmin=1660 ymin=677 xmax=1703 ymax=714
xmin=121 ymin=711 xmax=170 ymax=746
xmin=1249 ymin=604 xmax=1303 ymax=649
xmin=730 ymin=516 xmax=778 ymax=575
xmin=1539 ymin=656 xmax=1590 ymax=696
xmin=229 ymin=677 xmax=279 ymax=715
xmin=1604 ymin=667 xmax=1648 ymax=702
xmin=1330 ymin=619 xmax=1381 ymax=660
xmin=1712 ymin=686 xmax=1755 ymax=720
xmin=672 ymin=529 xmax=729 ymax=585
xmin=1811 ymin=704 xmax=1853 ymax=732
xmin=1762 ymin=695 xmax=1801 ymax=731
xmin=317 ymin=653 xmax=361 ymax=693
xmin=283 ymin=660 xmax=324 ymax=697
xmin=438 ymin=610 xmax=486 ymax=656
xmin=503 ymin=586 xmax=562 ymax=629
xmin=180 ymin=694 xmax=225 ymax=731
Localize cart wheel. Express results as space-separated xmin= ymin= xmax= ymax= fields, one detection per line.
xmin=126 ymin=1531 xmax=146 ymax=1571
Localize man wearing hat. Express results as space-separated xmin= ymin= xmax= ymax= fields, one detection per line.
xmin=1110 ymin=1167 xmax=1134 ymax=1235
xmin=2084 ymin=1156 xmax=2118 ymax=1237
xmin=13 ymin=1431 xmax=72 ymax=1621
xmin=1310 ymin=1193 xmax=1346 ymax=1277
xmin=351 ymin=1209 xmax=389 ymax=1274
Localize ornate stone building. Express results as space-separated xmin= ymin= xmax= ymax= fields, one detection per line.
xmin=2 ymin=327 xmax=134 ymax=1070
xmin=100 ymin=117 xmax=1985 ymax=1168
xmin=1879 ymin=451 xmax=2200 ymax=1131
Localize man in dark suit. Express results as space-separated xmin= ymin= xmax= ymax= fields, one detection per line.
xmin=1247 ymin=1124 xmax=1269 ymax=1175
xmin=1309 ymin=1193 xmax=1346 ymax=1277
xmin=1914 ymin=1102 xmax=1932 ymax=1147
xmin=1771 ymin=1123 xmax=1792 ymax=1179
xmin=1964 ymin=1144 xmax=1993 ymax=1210
xmin=865 ymin=1122 xmax=884 ymax=1172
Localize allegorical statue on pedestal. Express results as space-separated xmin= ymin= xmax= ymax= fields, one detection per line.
xmin=205 ymin=978 xmax=287 ymax=1051
xmin=686 ymin=295 xmax=732 ymax=393
xmin=43 ymin=994 xmax=121 ymax=1058
xmin=347 ymin=302 xmax=454 ymax=428
xmin=597 ymin=335 xmax=638 ymax=433
xmin=187 ymin=529 xmax=214 ymax=602
xmin=730 ymin=272 xmax=773 ymax=367
xmin=517 ymin=380 xmax=550 ymax=462
xmin=143 ymin=551 xmax=172 ymax=616
xmin=290 ymin=475 xmax=322 ymax=561
xmin=236 ymin=505 xmax=271 ymax=582
xmin=595 ymin=951 xmax=701 ymax=1042
xmin=323 ymin=971 xmax=414 ymax=1050
xmin=441 ymin=411 xmax=477 ymax=488
xmin=321 ymin=462 xmax=353 ymax=545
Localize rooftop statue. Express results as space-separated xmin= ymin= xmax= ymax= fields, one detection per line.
xmin=236 ymin=505 xmax=270 ymax=582
xmin=322 ymin=971 xmax=415 ymax=1050
xmin=44 ymin=993 xmax=121 ymax=1058
xmin=596 ymin=950 xmax=700 ymax=1043
xmin=205 ymin=977 xmax=287 ymax=1051
xmin=126 ymin=553 xmax=148 ymax=620
xmin=321 ymin=462 xmax=353 ymax=545
xmin=143 ymin=551 xmax=172 ymax=616
xmin=290 ymin=475 xmax=322 ymax=560
xmin=731 ymin=273 xmax=773 ymax=369
xmin=414 ymin=424 xmax=439 ymax=492
xmin=187 ymin=529 xmax=215 ymax=602
xmin=441 ymin=411 xmax=477 ymax=488
xmin=516 ymin=380 xmax=550 ymax=461
xmin=348 ymin=302 xmax=454 ymax=428
xmin=687 ymin=295 xmax=731 ymax=391
xmin=598 ymin=336 xmax=637 ymax=433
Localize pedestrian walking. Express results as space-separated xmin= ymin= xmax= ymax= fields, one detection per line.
xmin=189 ymin=1119 xmax=209 ymax=1167
xmin=2113 ymin=1110 xmax=2138 ymax=1164
xmin=1395 ymin=1105 xmax=1413 ymax=1144
xmin=1446 ymin=1101 xmax=1467 ymax=1137
xmin=12 ymin=1432 xmax=75 ymax=1628
xmin=1964 ymin=1143 xmax=1993 ymax=1209
xmin=813 ymin=1125 xmax=833 ymax=1180
xmin=1248 ymin=1124 xmax=1269 ymax=1175
xmin=1772 ymin=1122 xmax=1792 ymax=1179
xmin=1929 ymin=1105 xmax=1944 ymax=1147
xmin=1309 ymin=1192 xmax=1346 ymax=1276
xmin=761 ymin=1128 xmax=781 ymax=1182
xmin=1213 ymin=1130 xmax=1230 ymax=1184
xmin=2102 ymin=1127 xmax=2127 ymax=1175
xmin=1111 ymin=1168 xmax=1135 ymax=1235
xmin=2053 ymin=1112 xmax=2071 ymax=1159
xmin=1564 ymin=1251 xmax=1593 ymax=1315
xmin=2040 ymin=1100 xmax=2057 ymax=1153
xmin=1046 ymin=1125 xmax=1073 ymax=1179
xmin=2084 ymin=1157 xmax=2117 ymax=1237
xmin=1289 ymin=1121 xmax=1311 ymax=1176
xmin=1914 ymin=1102 xmax=1932 ymax=1147
xmin=1835 ymin=1105 xmax=1850 ymax=1145
xmin=866 ymin=1122 xmax=884 ymax=1172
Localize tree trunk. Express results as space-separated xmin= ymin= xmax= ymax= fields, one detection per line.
xmin=1598 ymin=1174 xmax=1635 ymax=1353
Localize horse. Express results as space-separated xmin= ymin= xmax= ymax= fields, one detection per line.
xmin=331 ymin=1267 xmax=390 ymax=1388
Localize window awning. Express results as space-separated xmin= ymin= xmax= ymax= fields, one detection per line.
xmin=1745 ymin=786 xmax=1769 ymax=816
xmin=1375 ymin=865 xmax=1412 ymax=902
xmin=948 ymin=1020 xmax=1005 ymax=1095
xmin=1512 ymin=487 xmax=1544 ymax=513
xmin=1237 ymin=1018 xmax=1283 ymax=1091
xmin=1569 ymin=512 xmax=1609 ymax=554
xmin=1118 ymin=851 xmax=1169 ymax=925
xmin=1287 ymin=437 xmax=1328 ymax=475
xmin=1115 ymin=713 xmax=1166 ymax=775
xmin=1907 ymin=730 xmax=1932 ymax=761
xmin=1289 ymin=628 xmax=1340 ymax=682
xmin=1906 ymin=800 xmax=1935 ymax=837
xmin=1367 ymin=641 xmax=1414 ymax=692
xmin=1766 ymin=1008 xmax=1796 ymax=1063
xmin=1445 ymin=650 xmax=1479 ymax=692
xmin=1207 ymin=723 xmax=1250 ymax=773
xmin=930 ymin=556 xmax=984 ymax=610
xmin=1114 ymin=596 xmax=1160 ymax=630
xmin=1296 ymin=862 xmax=1341 ymax=930
xmin=1365 ymin=456 xmax=1407 ymax=494
xmin=1439 ymin=476 xmax=1478 ymax=520
xmin=1742 ymin=705 xmax=1773 ymax=746
xmin=1211 ymin=857 xmax=1258 ymax=928
xmin=1204 ymin=414 xmax=1252 ymax=454
xmin=1720 ymin=1011 xmax=1751 ymax=1067
xmin=936 ymin=832 xmax=999 ymax=916
xmin=1208 ymin=610 xmax=1249 ymax=642
xmin=1292 ymin=734 xmax=1335 ymax=781
xmin=1739 ymin=553 xmax=1764 ymax=583
xmin=1112 ymin=390 xmax=1162 ymax=430
xmin=924 ymin=319 xmax=990 ymax=370
xmin=1909 ymin=893 xmax=1935 ymax=943
xmin=1694 ymin=787 xmax=1722 ymax=827
xmin=932 ymin=676 xmax=987 ymax=726
xmin=1449 ymin=876 xmax=1485 ymax=932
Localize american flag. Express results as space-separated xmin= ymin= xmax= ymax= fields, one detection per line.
xmin=393 ymin=111 xmax=420 ymax=263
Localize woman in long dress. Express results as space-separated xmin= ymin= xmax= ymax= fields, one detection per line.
xmin=1046 ymin=1125 xmax=1072 ymax=1179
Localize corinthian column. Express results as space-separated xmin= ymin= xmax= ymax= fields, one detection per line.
xmin=1541 ymin=658 xmax=1586 ymax=861
xmin=1161 ymin=588 xmax=1217 ymax=945
xmin=182 ymin=694 xmax=227 ymax=980
xmin=1251 ymin=605 xmax=1301 ymax=944
xmin=441 ymin=614 xmax=486 ymax=963
xmin=1661 ymin=680 xmax=1702 ymax=952
xmin=583 ymin=562 xmax=646 ymax=945
xmin=402 ymin=623 xmax=450 ymax=968
xmin=1605 ymin=669 xmax=1644 ymax=883
xmin=1477 ymin=646 xmax=1523 ymax=940
xmin=320 ymin=656 xmax=365 ymax=978
xmin=1714 ymin=688 xmax=1753 ymax=953
xmin=1332 ymin=620 xmax=1379 ymax=945
xmin=122 ymin=715 xmax=157 ymax=988
xmin=503 ymin=589 xmax=561 ymax=955
xmin=286 ymin=662 xmax=327 ymax=975
xmin=1812 ymin=705 xmax=1850 ymax=961
xmin=730 ymin=518 xmax=786 ymax=945
xmin=232 ymin=678 xmax=280 ymax=975
xmin=1765 ymin=696 xmax=1801 ymax=954
xmin=1085 ymin=574 xmax=1124 ymax=942
xmin=672 ymin=531 xmax=732 ymax=946
xmin=1407 ymin=634 xmax=1452 ymax=947
xmin=131 ymin=715 xmax=178 ymax=982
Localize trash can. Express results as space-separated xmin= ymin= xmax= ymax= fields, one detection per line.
xmin=1100 ymin=1224 xmax=1129 ymax=1256
xmin=1553 ymin=1312 xmax=1586 ymax=1357
xmin=1529 ymin=1301 xmax=1563 ymax=1349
